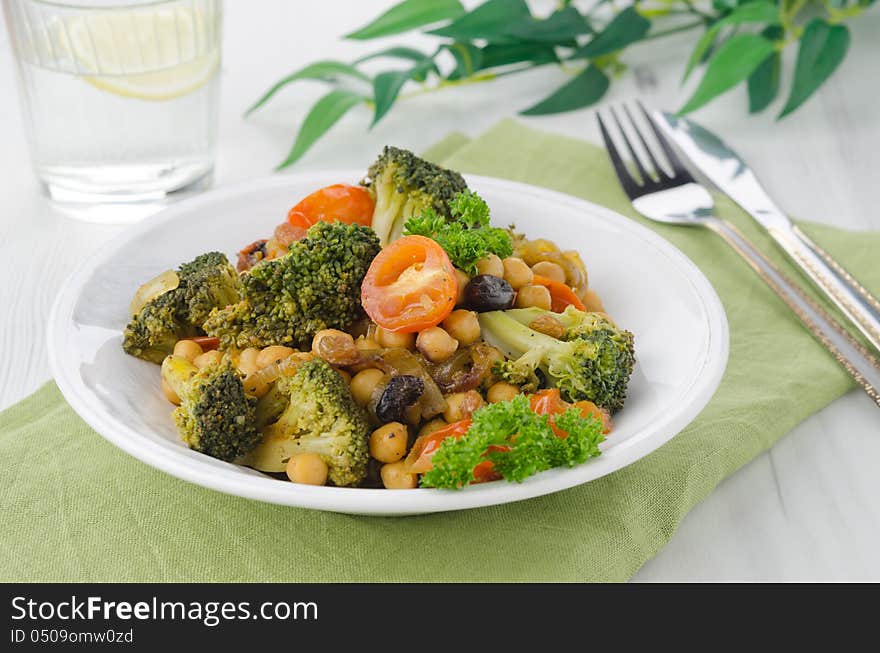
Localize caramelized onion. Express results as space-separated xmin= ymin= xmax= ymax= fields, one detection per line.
xmin=129 ymin=269 xmax=179 ymax=316
xmin=424 ymin=342 xmax=497 ymax=394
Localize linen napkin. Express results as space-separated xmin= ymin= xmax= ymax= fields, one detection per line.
xmin=2 ymin=120 xmax=879 ymax=582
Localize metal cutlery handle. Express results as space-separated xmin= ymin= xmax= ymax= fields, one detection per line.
xmin=704 ymin=217 xmax=880 ymax=407
xmin=770 ymin=224 xmax=880 ymax=353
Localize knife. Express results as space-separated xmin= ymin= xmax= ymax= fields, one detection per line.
xmin=654 ymin=111 xmax=880 ymax=355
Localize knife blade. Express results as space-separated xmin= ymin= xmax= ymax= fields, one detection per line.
xmin=653 ymin=110 xmax=880 ymax=355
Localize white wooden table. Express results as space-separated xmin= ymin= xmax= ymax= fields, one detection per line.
xmin=1 ymin=1 xmax=878 ymax=581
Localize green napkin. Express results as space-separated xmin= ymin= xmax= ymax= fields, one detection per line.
xmin=3 ymin=120 xmax=879 ymax=583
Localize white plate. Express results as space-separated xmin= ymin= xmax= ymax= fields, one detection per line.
xmin=48 ymin=172 xmax=728 ymax=516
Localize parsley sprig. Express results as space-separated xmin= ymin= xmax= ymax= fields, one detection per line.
xmin=403 ymin=190 xmax=512 ymax=276
xmin=420 ymin=394 xmax=605 ymax=489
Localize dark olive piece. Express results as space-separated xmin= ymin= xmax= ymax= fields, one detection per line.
xmin=375 ymin=375 xmax=425 ymax=424
xmin=464 ymin=275 xmax=516 ymax=312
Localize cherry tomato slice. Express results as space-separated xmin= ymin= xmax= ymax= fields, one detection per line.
xmin=573 ymin=400 xmax=613 ymax=435
xmin=404 ymin=419 xmax=472 ymax=474
xmin=530 ymin=389 xmax=573 ymax=438
xmin=529 ymin=388 xmax=568 ymax=415
xmin=288 ymin=183 xmax=374 ymax=227
xmin=285 ymin=210 xmax=312 ymax=231
xmin=531 ymin=275 xmax=586 ymax=312
xmin=361 ymin=235 xmax=458 ymax=333
xmin=274 ymin=220 xmax=308 ymax=247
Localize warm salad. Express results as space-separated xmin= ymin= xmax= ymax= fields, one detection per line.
xmin=122 ymin=147 xmax=635 ymax=490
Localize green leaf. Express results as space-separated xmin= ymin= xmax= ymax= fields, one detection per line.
xmin=571 ymin=7 xmax=650 ymax=59
xmin=747 ymin=51 xmax=779 ymax=113
xmin=355 ymin=47 xmax=439 ymax=81
xmin=371 ymin=71 xmax=410 ymax=127
xmin=444 ymin=42 xmax=484 ymax=80
xmin=679 ymin=33 xmax=774 ymax=115
xmin=480 ymin=41 xmax=558 ymax=69
xmin=520 ymin=64 xmax=609 ymax=115
xmin=245 ymin=61 xmax=369 ymax=116
xmin=504 ymin=6 xmax=591 ymax=43
xmin=428 ymin=0 xmax=531 ymax=42
xmin=779 ymin=20 xmax=850 ymax=118
xmin=371 ymin=58 xmax=436 ymax=126
xmin=276 ymin=90 xmax=366 ymax=170
xmin=747 ymin=25 xmax=783 ymax=113
xmin=355 ymin=46 xmax=434 ymax=65
xmin=346 ymin=0 xmax=465 ymax=40
xmin=683 ymin=1 xmax=780 ymax=82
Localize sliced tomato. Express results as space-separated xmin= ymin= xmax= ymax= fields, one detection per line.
xmin=361 ymin=235 xmax=458 ymax=333
xmin=285 ymin=211 xmax=312 ymax=232
xmin=403 ymin=419 xmax=507 ymax=483
xmin=404 ymin=419 xmax=472 ymax=474
xmin=531 ymin=275 xmax=586 ymax=312
xmin=288 ymin=183 xmax=374 ymax=227
xmin=529 ymin=388 xmax=568 ymax=416
xmin=573 ymin=400 xmax=613 ymax=435
xmin=274 ymin=220 xmax=308 ymax=246
xmin=529 ymin=388 xmax=571 ymax=437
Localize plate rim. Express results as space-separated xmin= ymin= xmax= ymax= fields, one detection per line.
xmin=47 ymin=171 xmax=729 ymax=516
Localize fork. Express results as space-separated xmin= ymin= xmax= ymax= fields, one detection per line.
xmin=597 ymin=102 xmax=880 ymax=407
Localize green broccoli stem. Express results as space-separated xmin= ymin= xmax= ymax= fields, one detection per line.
xmin=478 ymin=310 xmax=559 ymax=362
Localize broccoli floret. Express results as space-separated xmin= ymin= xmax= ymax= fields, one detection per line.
xmin=479 ymin=306 xmax=635 ymax=412
xmin=123 ymin=291 xmax=196 ymax=364
xmin=123 ymin=252 xmax=241 ymax=364
xmin=492 ymin=351 xmax=543 ymax=394
xmin=161 ymin=355 xmax=260 ymax=462
xmin=203 ymin=221 xmax=380 ymax=350
xmin=243 ymin=359 xmax=371 ymax=487
xmin=361 ymin=146 xmax=468 ymax=246
xmin=177 ymin=251 xmax=242 ymax=326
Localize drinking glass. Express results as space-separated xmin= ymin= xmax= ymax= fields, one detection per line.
xmin=3 ymin=0 xmax=222 ymax=222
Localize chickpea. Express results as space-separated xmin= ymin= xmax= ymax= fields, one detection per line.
xmin=173 ymin=339 xmax=203 ymax=362
xmin=475 ymin=253 xmax=504 ymax=278
xmin=483 ymin=345 xmax=505 ymax=372
xmin=237 ymin=347 xmax=261 ymax=376
xmin=311 ymin=329 xmax=359 ymax=365
xmin=162 ymin=378 xmax=180 ymax=405
xmin=350 ymin=368 xmax=386 ymax=407
xmin=370 ymin=422 xmax=409 ymax=463
xmin=487 ymin=382 xmax=519 ymax=404
xmin=454 ymin=269 xmax=469 ymax=305
xmin=532 ymin=261 xmax=566 ymax=283
xmin=443 ymin=390 xmax=485 ymax=423
xmin=193 ymin=349 xmax=222 ymax=369
xmin=418 ymin=417 xmax=447 ymax=438
xmin=380 ymin=461 xmax=419 ymax=489
xmin=242 ymin=372 xmax=271 ymax=399
xmin=502 ymin=257 xmax=534 ymax=290
xmin=582 ymin=288 xmax=606 ymax=313
xmin=256 ymin=345 xmax=294 ymax=369
xmin=376 ymin=326 xmax=415 ymax=350
xmin=515 ymin=284 xmax=552 ymax=310
xmin=355 ymin=337 xmax=381 ymax=351
xmin=336 ymin=368 xmax=352 ymax=384
xmin=416 ymin=326 xmax=459 ymax=363
xmin=286 ymin=452 xmax=329 ymax=486
xmin=442 ymin=309 xmax=481 ymax=346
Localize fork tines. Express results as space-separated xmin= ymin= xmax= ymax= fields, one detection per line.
xmin=596 ymin=101 xmax=694 ymax=200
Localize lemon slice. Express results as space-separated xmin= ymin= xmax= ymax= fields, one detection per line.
xmin=62 ymin=6 xmax=219 ymax=101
